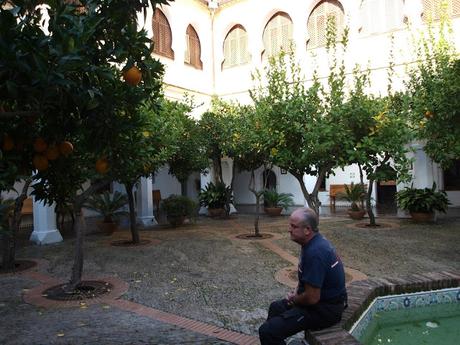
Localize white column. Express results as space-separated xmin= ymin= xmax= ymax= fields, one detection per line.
xmin=222 ymin=158 xmax=237 ymax=214
xmin=199 ymin=169 xmax=212 ymax=215
xmin=30 ymin=198 xmax=63 ymax=245
xmin=136 ymin=176 xmax=156 ymax=226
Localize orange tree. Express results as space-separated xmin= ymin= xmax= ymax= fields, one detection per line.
xmin=406 ymin=15 xmax=460 ymax=169
xmin=109 ymin=99 xmax=179 ymax=244
xmin=251 ymin=40 xmax=353 ymax=216
xmin=198 ymin=98 xmax=236 ymax=184
xmin=165 ymin=99 xmax=208 ymax=196
xmin=230 ymin=103 xmax=271 ymax=236
xmin=199 ymin=98 xmax=240 ymax=216
xmin=0 ymin=0 xmax=169 ymax=284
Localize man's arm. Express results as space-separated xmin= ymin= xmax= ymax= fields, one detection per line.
xmin=289 ymin=283 xmax=320 ymax=306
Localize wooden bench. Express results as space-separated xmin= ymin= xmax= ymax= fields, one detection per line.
xmin=21 ymin=197 xmax=33 ymax=216
xmin=329 ymin=184 xmax=367 ymax=208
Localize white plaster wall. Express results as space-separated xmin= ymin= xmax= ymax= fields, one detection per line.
xmin=152 ymin=166 xmax=181 ymax=198
xmin=233 ymin=165 xmax=305 ymax=205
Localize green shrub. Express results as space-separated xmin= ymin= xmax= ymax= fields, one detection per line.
xmin=336 ymin=183 xmax=367 ymax=211
xmin=396 ymin=183 xmax=450 ymax=214
xmin=198 ymin=182 xmax=233 ymax=209
xmin=263 ymin=190 xmax=294 ymax=210
xmin=161 ymin=195 xmax=197 ymax=225
xmin=85 ymin=191 xmax=128 ymax=222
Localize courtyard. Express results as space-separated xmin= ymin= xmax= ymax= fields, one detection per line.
xmin=1 ymin=213 xmax=459 ymax=345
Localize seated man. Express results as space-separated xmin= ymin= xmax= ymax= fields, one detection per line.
xmin=259 ymin=207 xmax=347 ymax=345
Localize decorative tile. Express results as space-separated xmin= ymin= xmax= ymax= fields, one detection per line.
xmin=350 ymin=287 xmax=460 ymax=340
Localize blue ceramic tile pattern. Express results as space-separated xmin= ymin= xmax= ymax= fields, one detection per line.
xmin=350 ymin=287 xmax=460 ymax=340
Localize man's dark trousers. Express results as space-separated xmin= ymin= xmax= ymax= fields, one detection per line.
xmin=259 ymin=299 xmax=344 ymax=345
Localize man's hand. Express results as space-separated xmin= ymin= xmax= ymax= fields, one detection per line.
xmin=286 ymin=290 xmax=296 ymax=306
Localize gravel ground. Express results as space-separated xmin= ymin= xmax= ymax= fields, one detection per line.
xmin=273 ymin=216 xmax=460 ymax=277
xmin=2 ymin=214 xmax=460 ymax=344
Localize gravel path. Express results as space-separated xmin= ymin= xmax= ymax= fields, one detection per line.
xmin=1 ymin=214 xmax=459 ymax=344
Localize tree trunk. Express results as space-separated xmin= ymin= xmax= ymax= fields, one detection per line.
xmin=1 ymin=178 xmax=31 ymax=271
xmin=366 ymin=180 xmax=377 ymax=226
xmin=66 ymin=180 xmax=109 ymax=291
xmin=358 ymin=164 xmax=365 ymax=210
xmin=67 ymin=209 xmax=85 ymax=291
xmin=125 ymin=183 xmax=140 ymax=244
xmin=248 ymin=170 xmax=262 ymax=237
xmin=180 ymin=180 xmax=187 ymax=196
xmin=212 ymin=156 xmax=223 ymax=184
xmin=292 ymin=172 xmax=321 ymax=217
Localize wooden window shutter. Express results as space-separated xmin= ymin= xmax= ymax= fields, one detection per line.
xmin=262 ymin=12 xmax=293 ymax=60
xmin=307 ymin=0 xmax=344 ymax=49
xmin=422 ymin=0 xmax=457 ymax=21
xmin=152 ymin=9 xmax=174 ymax=59
xmin=223 ymin=25 xmax=250 ymax=69
xmin=185 ymin=25 xmax=202 ymax=69
xmin=454 ymin=0 xmax=460 ymax=16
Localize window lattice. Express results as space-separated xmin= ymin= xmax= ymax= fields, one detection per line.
xmin=152 ymin=9 xmax=174 ymax=59
xmin=184 ymin=25 xmax=202 ymax=69
xmin=222 ymin=25 xmax=250 ymax=69
xmin=422 ymin=0 xmax=460 ymax=21
xmin=307 ymin=0 xmax=344 ymax=49
xmin=360 ymin=0 xmax=404 ymax=34
xmin=262 ymin=12 xmax=293 ymax=60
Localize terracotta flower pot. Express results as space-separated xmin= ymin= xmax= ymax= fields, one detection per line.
xmin=167 ymin=216 xmax=186 ymax=227
xmin=208 ymin=208 xmax=225 ymax=218
xmin=347 ymin=209 xmax=366 ymax=220
xmin=410 ymin=212 xmax=435 ymax=223
xmin=96 ymin=221 xmax=118 ymax=235
xmin=264 ymin=207 xmax=283 ymax=216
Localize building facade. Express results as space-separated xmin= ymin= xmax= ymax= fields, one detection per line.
xmin=8 ymin=0 xmax=460 ymax=243
xmin=148 ymin=0 xmax=460 ymax=210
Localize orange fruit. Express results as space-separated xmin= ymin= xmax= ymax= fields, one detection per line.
xmin=424 ymin=111 xmax=433 ymax=119
xmin=33 ymin=137 xmax=48 ymax=153
xmin=2 ymin=135 xmax=14 ymax=151
xmin=96 ymin=157 xmax=109 ymax=174
xmin=33 ymin=154 xmax=49 ymax=171
xmin=122 ymin=66 xmax=142 ymax=86
xmin=59 ymin=141 xmax=74 ymax=156
xmin=46 ymin=145 xmax=60 ymax=160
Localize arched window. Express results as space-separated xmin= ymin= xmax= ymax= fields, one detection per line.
xmin=359 ymin=0 xmax=404 ymax=34
xmin=185 ymin=25 xmax=202 ymax=69
xmin=152 ymin=9 xmax=174 ymax=59
xmin=262 ymin=12 xmax=293 ymax=60
xmin=222 ymin=25 xmax=250 ymax=69
xmin=307 ymin=0 xmax=344 ymax=49
xmin=422 ymin=0 xmax=460 ymax=22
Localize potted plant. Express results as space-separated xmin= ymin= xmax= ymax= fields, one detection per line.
xmin=198 ymin=182 xmax=233 ymax=218
xmin=263 ymin=190 xmax=294 ymax=216
xmin=85 ymin=191 xmax=128 ymax=235
xmin=337 ymin=183 xmax=367 ymax=220
xmin=161 ymin=195 xmax=197 ymax=227
xmin=396 ymin=183 xmax=449 ymax=222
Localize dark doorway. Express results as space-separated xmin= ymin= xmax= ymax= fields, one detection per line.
xmin=262 ymin=169 xmax=277 ymax=191
xmin=376 ymin=181 xmax=397 ymax=213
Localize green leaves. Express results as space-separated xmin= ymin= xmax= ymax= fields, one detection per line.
xmin=396 ymin=183 xmax=450 ymax=213
xmin=198 ymin=182 xmax=233 ymax=209
xmin=406 ymin=14 xmax=460 ymax=168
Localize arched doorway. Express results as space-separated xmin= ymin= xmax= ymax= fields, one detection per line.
xmin=262 ymin=169 xmax=277 ymax=191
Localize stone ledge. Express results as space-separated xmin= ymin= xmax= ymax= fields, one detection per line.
xmin=306 ymin=270 xmax=460 ymax=345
